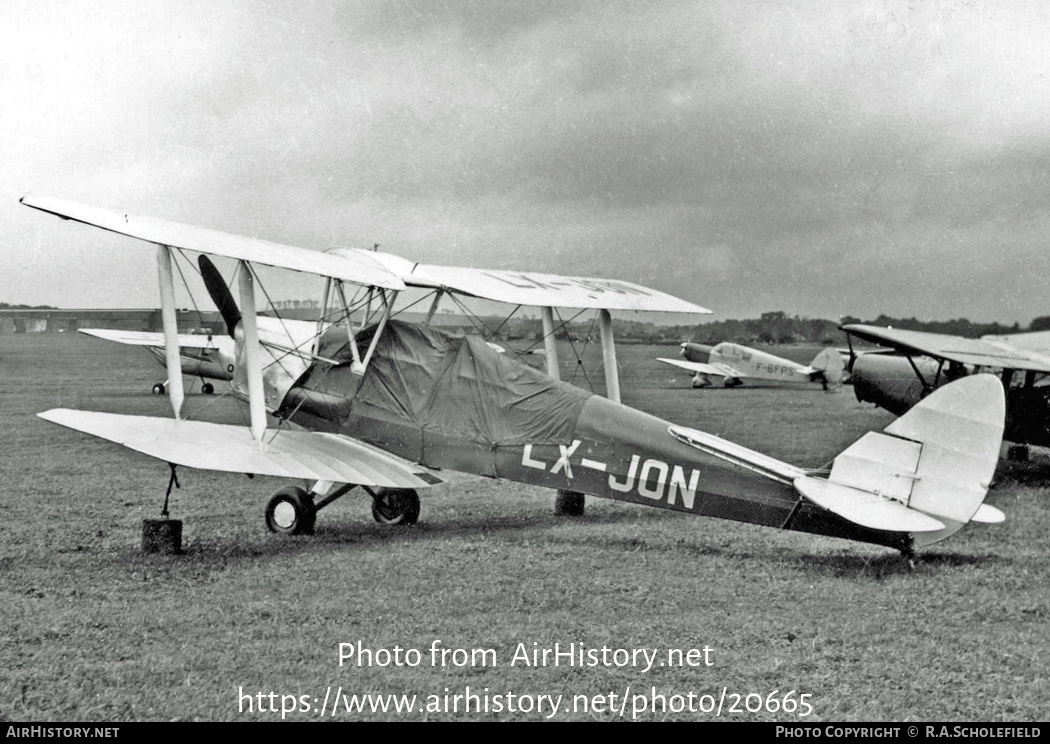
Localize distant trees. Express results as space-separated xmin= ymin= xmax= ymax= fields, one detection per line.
xmin=685 ymin=312 xmax=841 ymax=346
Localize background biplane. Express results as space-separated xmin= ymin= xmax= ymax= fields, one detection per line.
xmin=658 ymin=341 xmax=844 ymax=390
xmin=842 ymin=323 xmax=1050 ymax=453
xmin=22 ymin=194 xmax=1008 ymax=559
xmin=79 ymin=327 xmax=235 ymax=395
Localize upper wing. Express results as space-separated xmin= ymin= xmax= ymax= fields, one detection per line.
xmin=79 ymin=328 xmax=220 ymax=350
xmin=21 ymin=194 xmax=405 ymax=290
xmin=841 ymin=324 xmax=1050 ymax=373
xmin=329 ymin=247 xmax=710 ymax=313
xmin=656 ymin=357 xmax=746 ymax=378
xmin=39 ymin=409 xmax=443 ymax=488
xmin=980 ymin=329 xmax=1050 ymax=353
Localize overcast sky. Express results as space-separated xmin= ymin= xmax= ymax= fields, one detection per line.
xmin=3 ymin=1 xmax=1049 ymax=324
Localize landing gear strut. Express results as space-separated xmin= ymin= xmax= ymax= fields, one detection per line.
xmin=263 ymin=483 xmax=422 ymax=534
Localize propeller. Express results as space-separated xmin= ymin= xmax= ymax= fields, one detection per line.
xmin=199 ymin=255 xmax=242 ymax=338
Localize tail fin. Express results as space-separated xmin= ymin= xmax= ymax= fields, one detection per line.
xmin=808 ymin=347 xmax=845 ymax=386
xmin=795 ymin=374 xmax=1005 ymax=546
xmin=675 ymin=374 xmax=1006 ymax=548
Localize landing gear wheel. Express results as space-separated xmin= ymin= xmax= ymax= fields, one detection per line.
xmin=265 ymin=486 xmax=316 ymax=535
xmin=371 ymin=488 xmax=420 ymax=525
xmin=201 ymin=382 xmax=215 ymax=395
xmin=152 ymin=383 xmax=166 ymax=395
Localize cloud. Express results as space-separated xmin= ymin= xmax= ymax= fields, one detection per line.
xmin=4 ymin=1 xmax=1050 ymax=323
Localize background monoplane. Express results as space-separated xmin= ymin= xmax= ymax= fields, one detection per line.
xmin=659 ymin=341 xmax=844 ymax=390
xmin=79 ymin=327 xmax=235 ymax=395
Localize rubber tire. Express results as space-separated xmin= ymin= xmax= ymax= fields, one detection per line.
xmin=152 ymin=383 xmax=166 ymax=395
xmin=265 ymin=486 xmax=317 ymax=535
xmin=201 ymin=382 xmax=215 ymax=395
xmin=371 ymin=488 xmax=420 ymax=525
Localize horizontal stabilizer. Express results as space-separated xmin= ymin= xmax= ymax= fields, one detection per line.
xmin=815 ymin=374 xmax=1004 ymax=545
xmin=39 ymin=409 xmax=442 ymax=489
xmin=793 ymin=476 xmax=945 ymax=532
xmin=970 ymin=503 xmax=1006 ymax=524
xmin=882 ymin=374 xmax=1003 ymax=542
xmin=826 ymin=431 xmax=921 ymax=503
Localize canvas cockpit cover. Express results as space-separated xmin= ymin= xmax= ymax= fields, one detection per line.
xmin=317 ymin=320 xmax=592 ymax=448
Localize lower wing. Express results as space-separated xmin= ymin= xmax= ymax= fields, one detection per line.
xmin=657 ymin=358 xmax=746 ymax=379
xmin=39 ymin=409 xmax=443 ymax=488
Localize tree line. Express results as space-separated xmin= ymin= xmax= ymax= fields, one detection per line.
xmin=592 ymin=311 xmax=1050 ymax=346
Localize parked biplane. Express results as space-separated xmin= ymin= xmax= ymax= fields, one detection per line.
xmin=659 ymin=341 xmax=844 ymax=390
xmin=22 ymin=194 xmax=1007 ymax=559
xmin=842 ymin=323 xmax=1050 ymax=451
xmin=79 ymin=328 xmax=235 ymax=395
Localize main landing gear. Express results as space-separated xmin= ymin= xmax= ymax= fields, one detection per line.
xmin=150 ymin=380 xmax=214 ymax=395
xmin=368 ymin=487 xmax=421 ymax=525
xmin=263 ymin=484 xmax=421 ymax=535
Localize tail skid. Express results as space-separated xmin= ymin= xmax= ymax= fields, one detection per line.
xmin=672 ymin=374 xmax=1005 ymax=547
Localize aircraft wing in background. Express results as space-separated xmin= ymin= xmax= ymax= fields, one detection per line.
xmin=841 ymin=324 xmax=1050 ymax=373
xmin=656 ymin=357 xmax=746 ymax=379
xmin=79 ymin=328 xmax=220 ymax=350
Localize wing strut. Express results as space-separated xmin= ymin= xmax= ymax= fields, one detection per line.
xmin=237 ymin=261 xmax=266 ymax=442
xmin=541 ymin=306 xmax=560 ymax=381
xmin=156 ymin=245 xmax=185 ymax=418
xmin=599 ymin=309 xmax=621 ymax=403
xmin=333 ymin=281 xmax=364 ymax=371
xmin=315 ymin=276 xmax=333 ymax=360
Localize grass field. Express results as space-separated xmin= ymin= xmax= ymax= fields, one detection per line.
xmin=1 ymin=333 xmax=1046 ymax=721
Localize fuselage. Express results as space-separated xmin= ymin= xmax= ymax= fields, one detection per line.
xmin=147 ymin=341 xmax=235 ymax=382
xmin=682 ymin=341 xmax=814 ymax=383
xmin=278 ymin=320 xmax=906 ymax=550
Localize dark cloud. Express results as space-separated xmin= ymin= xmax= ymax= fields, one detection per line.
xmin=5 ymin=1 xmax=1050 ymax=324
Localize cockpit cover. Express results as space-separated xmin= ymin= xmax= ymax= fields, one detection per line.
xmin=325 ymin=320 xmax=592 ymax=447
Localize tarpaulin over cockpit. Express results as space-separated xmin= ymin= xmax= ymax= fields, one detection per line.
xmin=306 ymin=320 xmax=592 ymax=455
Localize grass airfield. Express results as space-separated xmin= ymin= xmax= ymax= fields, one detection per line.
xmin=1 ymin=333 xmax=1046 ymax=721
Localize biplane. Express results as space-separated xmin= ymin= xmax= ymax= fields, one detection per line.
xmin=78 ymin=328 xmax=235 ymax=395
xmin=842 ymin=323 xmax=1050 ymax=451
xmin=658 ymin=341 xmax=844 ymax=390
xmin=22 ymin=194 xmax=1007 ymax=559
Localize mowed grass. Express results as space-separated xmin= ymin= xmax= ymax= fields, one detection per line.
xmin=0 ymin=334 xmax=1046 ymax=722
